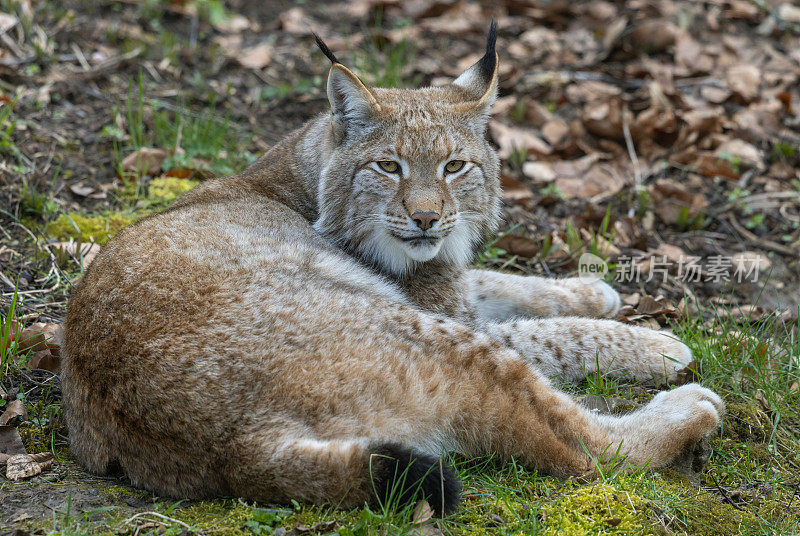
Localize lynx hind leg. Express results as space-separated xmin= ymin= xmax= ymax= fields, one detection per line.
xmin=599 ymin=384 xmax=725 ymax=469
xmin=487 ymin=318 xmax=693 ymax=384
xmin=226 ymin=435 xmax=460 ymax=516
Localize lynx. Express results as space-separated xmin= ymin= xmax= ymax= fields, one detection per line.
xmin=62 ymin=25 xmax=723 ymax=515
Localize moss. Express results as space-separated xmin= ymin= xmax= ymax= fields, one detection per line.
xmin=722 ymin=400 xmax=770 ymax=441
xmin=656 ymin=468 xmax=692 ymax=487
xmin=147 ymin=177 xmax=199 ymax=202
xmin=452 ymin=493 xmax=541 ymax=535
xmin=45 ymin=212 xmax=139 ymax=244
xmin=679 ymin=489 xmax=760 ymax=536
xmin=96 ymin=482 xmax=146 ymax=504
xmin=539 ymin=483 xmax=655 ymax=535
xmin=644 ymin=474 xmax=795 ymax=535
xmin=168 ymin=499 xmax=255 ymax=535
xmin=17 ymin=423 xmax=52 ymax=453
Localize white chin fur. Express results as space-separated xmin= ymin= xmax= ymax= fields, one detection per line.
xmin=353 ymin=222 xmax=477 ymax=276
xmin=401 ymin=240 xmax=443 ymax=262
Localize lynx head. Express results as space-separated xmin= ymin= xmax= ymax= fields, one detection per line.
xmin=311 ymin=23 xmax=502 ymax=276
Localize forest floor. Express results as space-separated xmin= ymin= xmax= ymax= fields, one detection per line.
xmin=1 ymin=0 xmax=799 ymax=534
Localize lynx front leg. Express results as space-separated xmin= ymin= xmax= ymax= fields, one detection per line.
xmin=466 ymin=269 xmax=621 ymax=322
xmin=484 ymin=317 xmax=692 ymax=383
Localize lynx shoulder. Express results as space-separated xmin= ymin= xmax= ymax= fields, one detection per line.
xmin=62 ymin=24 xmax=722 ymax=515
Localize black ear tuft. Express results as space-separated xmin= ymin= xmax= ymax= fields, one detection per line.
xmin=477 ymin=20 xmax=498 ymax=83
xmin=369 ymin=443 xmax=461 ymax=516
xmin=313 ymin=33 xmax=340 ymax=65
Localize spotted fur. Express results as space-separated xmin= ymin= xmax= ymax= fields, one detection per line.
xmin=62 ymin=26 xmax=723 ymax=514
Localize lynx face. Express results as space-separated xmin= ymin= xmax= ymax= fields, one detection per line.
xmin=313 ymin=48 xmax=502 ymax=275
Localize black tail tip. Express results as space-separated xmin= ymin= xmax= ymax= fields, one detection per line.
xmin=313 ymin=32 xmax=340 ymax=65
xmin=369 ymin=443 xmax=461 ymax=516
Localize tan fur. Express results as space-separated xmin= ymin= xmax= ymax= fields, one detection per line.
xmin=62 ymin=35 xmax=723 ymax=511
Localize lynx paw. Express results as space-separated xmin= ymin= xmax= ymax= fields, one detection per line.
xmin=646 ymin=384 xmax=724 ymax=449
xmin=561 ymin=278 xmax=621 ymax=318
xmin=614 ymin=384 xmax=724 ymax=468
xmin=647 ymin=332 xmax=693 ymax=384
xmin=593 ymin=280 xmax=621 ymax=318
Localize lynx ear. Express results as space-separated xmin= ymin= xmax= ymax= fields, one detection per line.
xmin=314 ymin=33 xmax=381 ymax=124
xmin=452 ymin=21 xmax=499 ymax=114
xmin=327 ymin=64 xmax=381 ymax=123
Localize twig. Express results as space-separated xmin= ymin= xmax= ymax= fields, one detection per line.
xmin=13 ymin=221 xmax=75 ymax=289
xmin=725 ymin=214 xmax=799 ymax=256
xmin=123 ymin=511 xmax=191 ymax=530
xmin=70 ymin=42 xmax=90 ymax=71
xmin=622 ymin=111 xmax=642 ymax=218
xmin=0 ymin=271 xmax=15 ymax=289
xmin=788 ymin=480 xmax=800 ymax=508
xmin=708 ymin=473 xmax=744 ymax=511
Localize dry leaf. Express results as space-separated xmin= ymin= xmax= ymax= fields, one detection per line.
xmin=726 ymin=1 xmax=760 ymax=20
xmin=7 ymin=454 xmax=41 ymax=480
xmin=580 ymin=228 xmax=620 ymax=257
xmin=493 ymin=235 xmax=540 ymax=258
xmin=727 ymin=64 xmax=761 ymax=103
xmin=731 ymin=251 xmax=771 ymax=274
xmin=680 ymin=108 xmax=724 ymax=134
xmin=522 ymin=161 xmax=556 ymax=182
xmin=693 ymin=152 xmax=741 ymax=180
xmin=675 ymin=34 xmax=713 ymax=75
xmin=653 ymin=243 xmax=686 ymax=263
xmin=777 ymin=3 xmax=800 ymax=23
xmin=716 ymin=139 xmax=763 ymax=170
xmin=49 ymin=241 xmax=101 ymax=267
xmin=67 ymin=182 xmax=97 ymax=197
xmin=279 ymin=7 xmax=314 ymax=35
xmin=555 ymin=163 xmax=626 ymax=199
xmin=412 ymin=500 xmax=434 ymax=525
xmin=541 ymin=120 xmax=569 ymax=145
xmin=0 ymin=425 xmax=26 ymax=456
xmin=212 ymin=14 xmax=251 ymax=33
xmin=499 ymin=174 xmax=533 ymax=206
xmin=120 ymin=147 xmax=168 ymax=178
xmin=28 ymin=349 xmax=60 ymax=373
xmin=582 ymin=99 xmax=626 ymax=140
xmin=636 ymin=296 xmax=664 ymax=315
xmin=701 ymin=86 xmax=732 ymax=104
xmin=622 ymin=293 xmax=641 ymax=307
xmin=0 ymin=399 xmax=27 ymax=426
xmin=488 ymin=121 xmax=552 ymax=160
xmin=649 ymin=179 xmax=707 ymax=224
xmin=17 ymin=323 xmax=64 ymax=354
xmin=17 ymin=325 xmax=46 ymax=353
xmin=673 ymin=361 xmax=699 ymax=386
xmin=238 ymin=42 xmax=272 ymax=70
xmin=626 ymin=20 xmax=677 ymax=53
xmin=0 ymin=385 xmax=7 ymax=402
xmin=754 ymin=389 xmax=772 ymax=414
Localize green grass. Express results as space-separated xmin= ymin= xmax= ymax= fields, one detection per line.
xmin=350 ymin=12 xmax=421 ymax=89
xmin=0 ymin=279 xmax=20 ymax=380
xmin=112 ymin=74 xmax=256 ymax=185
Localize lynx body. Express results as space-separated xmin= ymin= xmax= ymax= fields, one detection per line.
xmin=62 ymin=27 xmax=723 ymax=514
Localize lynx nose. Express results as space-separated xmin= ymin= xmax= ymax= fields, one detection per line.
xmin=411 ymin=211 xmax=439 ymax=231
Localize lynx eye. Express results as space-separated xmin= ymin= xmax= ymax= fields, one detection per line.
xmin=377 ymin=160 xmax=400 ymax=173
xmin=444 ymin=160 xmax=465 ymax=174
